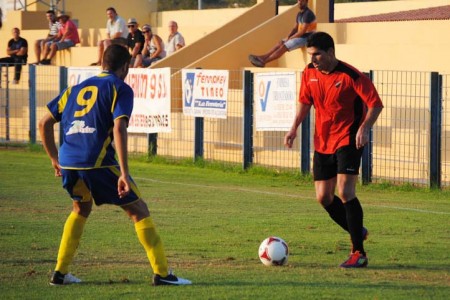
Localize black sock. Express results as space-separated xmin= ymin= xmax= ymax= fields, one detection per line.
xmin=324 ymin=195 xmax=349 ymax=232
xmin=344 ymin=198 xmax=365 ymax=255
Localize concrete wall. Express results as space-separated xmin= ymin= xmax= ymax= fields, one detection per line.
xmin=335 ymin=0 xmax=450 ymax=19
xmin=0 ymin=0 xmax=449 ymax=72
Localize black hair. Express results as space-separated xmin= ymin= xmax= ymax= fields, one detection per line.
xmin=106 ymin=7 xmax=117 ymax=14
xmin=306 ymin=32 xmax=335 ymax=52
xmin=103 ymin=44 xmax=131 ymax=72
xmin=46 ymin=10 xmax=55 ymax=15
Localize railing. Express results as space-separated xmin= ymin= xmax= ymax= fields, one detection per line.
xmin=13 ymin=0 xmax=65 ymax=12
xmin=0 ymin=63 xmax=448 ymax=188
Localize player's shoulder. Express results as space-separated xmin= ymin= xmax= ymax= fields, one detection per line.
xmin=335 ymin=61 xmax=362 ymax=81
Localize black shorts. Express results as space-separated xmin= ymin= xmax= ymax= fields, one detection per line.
xmin=313 ymin=145 xmax=364 ymax=181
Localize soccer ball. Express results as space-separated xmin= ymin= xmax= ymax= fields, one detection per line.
xmin=258 ymin=236 xmax=289 ymax=266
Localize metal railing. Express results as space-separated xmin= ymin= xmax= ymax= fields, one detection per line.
xmin=13 ymin=0 xmax=65 ymax=12
xmin=1 ymin=63 xmax=448 ymax=188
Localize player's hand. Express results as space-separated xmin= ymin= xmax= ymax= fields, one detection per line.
xmin=51 ymin=159 xmax=62 ymax=177
xmin=117 ymin=175 xmax=130 ymax=198
xmin=356 ymin=126 xmax=370 ymax=149
xmin=284 ymin=130 xmax=297 ymax=148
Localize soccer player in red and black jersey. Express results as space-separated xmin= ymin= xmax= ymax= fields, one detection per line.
xmin=284 ymin=32 xmax=383 ymax=268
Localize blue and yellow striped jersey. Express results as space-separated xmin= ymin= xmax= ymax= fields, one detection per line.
xmin=46 ymin=71 xmax=134 ymax=169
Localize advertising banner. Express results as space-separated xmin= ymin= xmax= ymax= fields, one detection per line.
xmin=182 ymin=69 xmax=229 ymax=119
xmin=254 ymin=72 xmax=296 ymax=131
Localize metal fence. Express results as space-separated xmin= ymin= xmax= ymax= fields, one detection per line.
xmin=1 ymin=64 xmax=448 ymax=188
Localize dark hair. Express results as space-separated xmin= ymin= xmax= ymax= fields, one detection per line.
xmin=306 ymin=32 xmax=335 ymax=52
xmin=106 ymin=7 xmax=117 ymax=14
xmin=103 ymin=44 xmax=131 ymax=71
xmin=46 ymin=10 xmax=55 ymax=15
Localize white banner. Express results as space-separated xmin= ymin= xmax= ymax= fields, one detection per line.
xmin=125 ymin=68 xmax=172 ymax=133
xmin=67 ymin=67 xmax=101 ymax=86
xmin=182 ymin=69 xmax=229 ymax=119
xmin=254 ymin=72 xmax=297 ymax=131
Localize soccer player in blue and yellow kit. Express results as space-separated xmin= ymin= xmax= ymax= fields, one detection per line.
xmin=39 ymin=44 xmax=191 ymax=286
xmin=284 ymin=32 xmax=383 ymax=268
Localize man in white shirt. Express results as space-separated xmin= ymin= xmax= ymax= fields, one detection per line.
xmin=166 ymin=21 xmax=185 ymax=56
xmin=90 ymin=7 xmax=127 ymax=66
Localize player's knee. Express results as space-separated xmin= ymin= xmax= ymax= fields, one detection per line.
xmin=72 ymin=200 xmax=92 ymax=218
xmin=316 ymin=193 xmax=334 ymax=207
xmin=336 ymin=191 xmax=356 ymax=203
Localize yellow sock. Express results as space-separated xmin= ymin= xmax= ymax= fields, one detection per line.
xmin=55 ymin=212 xmax=87 ymax=274
xmin=135 ymin=217 xmax=168 ymax=277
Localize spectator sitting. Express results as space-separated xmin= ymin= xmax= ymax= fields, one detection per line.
xmin=248 ymin=0 xmax=316 ymax=68
xmin=0 ymin=27 xmax=28 ymax=85
xmin=33 ymin=10 xmax=60 ymax=65
xmin=90 ymin=7 xmax=127 ymax=66
xmin=126 ymin=18 xmax=145 ymax=68
xmin=40 ymin=12 xmax=80 ymax=65
xmin=166 ymin=21 xmax=185 ymax=56
xmin=140 ymin=24 xmax=166 ymax=67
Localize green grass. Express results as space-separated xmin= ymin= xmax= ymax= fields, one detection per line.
xmin=0 ymin=149 xmax=449 ymax=299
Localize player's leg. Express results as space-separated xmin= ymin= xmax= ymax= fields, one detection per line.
xmin=122 ymin=199 xmax=169 ymax=276
xmin=337 ymin=173 xmax=365 ymax=253
xmin=51 ymin=170 xmax=93 ymax=285
xmin=313 ymin=151 xmax=349 ymax=231
xmin=336 ymin=145 xmax=368 ymax=267
xmin=122 ymin=199 xmax=191 ymax=285
xmin=54 ymin=200 xmax=92 ymax=273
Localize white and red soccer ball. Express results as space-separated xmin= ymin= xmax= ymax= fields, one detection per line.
xmin=258 ymin=236 xmax=289 ymax=266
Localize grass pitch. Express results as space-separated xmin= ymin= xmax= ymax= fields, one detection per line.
xmin=0 ymin=149 xmax=449 ymax=299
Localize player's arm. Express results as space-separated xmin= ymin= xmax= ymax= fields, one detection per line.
xmin=284 ymin=102 xmax=312 ymax=148
xmin=38 ymin=112 xmax=62 ymax=177
xmin=113 ymin=117 xmax=131 ymax=198
xmin=354 ymin=75 xmax=384 ymax=149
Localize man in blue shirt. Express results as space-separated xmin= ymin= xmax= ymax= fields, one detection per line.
xmin=39 ymin=44 xmax=191 ymax=286
xmin=0 ymin=27 xmax=28 ymax=85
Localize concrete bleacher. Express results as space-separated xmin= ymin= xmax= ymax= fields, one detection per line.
xmin=1 ymin=0 xmax=450 ymax=72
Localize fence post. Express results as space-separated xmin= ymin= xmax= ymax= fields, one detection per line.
xmin=29 ymin=64 xmax=37 ymax=144
xmin=59 ymin=66 xmax=68 ymax=146
xmin=361 ymin=71 xmax=374 ymax=185
xmin=301 ymin=113 xmax=310 ymax=174
xmin=329 ymin=0 xmax=335 ymax=23
xmin=148 ymin=133 xmax=158 ymax=156
xmin=3 ymin=65 xmax=10 ymax=141
xmin=243 ymin=70 xmax=254 ymax=169
xmin=430 ymin=72 xmax=442 ymax=189
xmin=194 ymin=117 xmax=204 ymax=161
